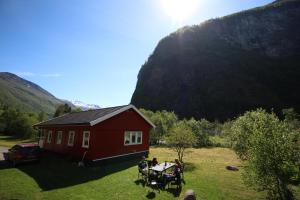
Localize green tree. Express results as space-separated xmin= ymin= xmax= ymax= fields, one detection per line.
xmin=0 ymin=107 xmax=38 ymax=138
xmin=38 ymin=111 xmax=46 ymax=122
xmin=72 ymin=107 xmax=82 ymax=112
xmin=140 ymin=109 xmax=178 ymax=144
xmin=282 ymin=108 xmax=299 ymax=129
xmin=180 ymin=118 xmax=213 ymax=147
xmin=165 ymin=123 xmax=197 ymax=163
xmin=54 ymin=103 xmax=72 ymax=117
xmin=231 ymin=109 xmax=300 ymax=200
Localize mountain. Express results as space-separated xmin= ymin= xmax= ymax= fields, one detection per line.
xmin=70 ymin=100 xmax=101 ymax=110
xmin=0 ymin=72 xmax=66 ymax=115
xmin=131 ymin=0 xmax=300 ymax=121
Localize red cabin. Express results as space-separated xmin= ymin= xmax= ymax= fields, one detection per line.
xmin=34 ymin=105 xmax=155 ymax=163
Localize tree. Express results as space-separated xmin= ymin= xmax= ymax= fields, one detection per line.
xmin=38 ymin=111 xmax=46 ymax=122
xmin=179 ymin=118 xmax=212 ymax=147
xmin=54 ymin=103 xmax=72 ymax=117
xmin=231 ymin=109 xmax=300 ymax=200
xmin=165 ymin=123 xmax=197 ymax=163
xmin=72 ymin=107 xmax=82 ymax=112
xmin=140 ymin=109 xmax=178 ymax=144
xmin=0 ymin=107 xmax=38 ymax=138
xmin=282 ymin=108 xmax=299 ymax=129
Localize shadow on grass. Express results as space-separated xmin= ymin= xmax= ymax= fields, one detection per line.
xmin=146 ymin=191 xmax=156 ymax=199
xmin=134 ymin=179 xmax=146 ymax=187
xmin=0 ymin=152 xmax=138 ymax=191
xmin=184 ymin=162 xmax=196 ymax=172
xmin=165 ymin=186 xmax=182 ymax=197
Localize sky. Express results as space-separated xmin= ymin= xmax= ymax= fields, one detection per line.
xmin=0 ymin=0 xmax=272 ymax=107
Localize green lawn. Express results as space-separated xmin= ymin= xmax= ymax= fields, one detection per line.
xmin=0 ymin=135 xmax=37 ymax=147
xmin=0 ymin=146 xmax=299 ymax=200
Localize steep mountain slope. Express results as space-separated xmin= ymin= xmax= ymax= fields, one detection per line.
xmin=0 ymin=72 xmax=65 ymax=115
xmin=131 ymin=0 xmax=300 ymax=121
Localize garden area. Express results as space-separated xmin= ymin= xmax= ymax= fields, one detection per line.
xmin=0 ymin=146 xmax=279 ymax=200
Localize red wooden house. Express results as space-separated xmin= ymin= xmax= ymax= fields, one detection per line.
xmin=34 ymin=105 xmax=155 ymax=163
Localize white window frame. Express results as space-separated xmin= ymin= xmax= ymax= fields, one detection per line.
xmin=56 ymin=131 xmax=63 ymax=144
xmin=82 ymin=131 xmax=90 ymax=148
xmin=47 ymin=131 xmax=52 ymax=143
xmin=124 ymin=131 xmax=143 ymax=146
xmin=68 ymin=131 xmax=75 ymax=146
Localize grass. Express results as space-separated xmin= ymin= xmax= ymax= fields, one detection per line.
xmin=0 ymin=144 xmax=299 ymax=199
xmin=0 ymin=135 xmax=36 ymax=147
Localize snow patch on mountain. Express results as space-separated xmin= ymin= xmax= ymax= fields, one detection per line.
xmin=71 ymin=100 xmax=101 ymax=110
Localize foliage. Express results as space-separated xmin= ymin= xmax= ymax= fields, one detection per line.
xmin=231 ymin=109 xmax=300 ymax=199
xmin=72 ymin=107 xmax=82 ymax=112
xmin=38 ymin=111 xmax=46 ymax=122
xmin=178 ymin=118 xmax=213 ymax=147
xmin=0 ymin=106 xmax=38 ymax=138
xmin=165 ymin=123 xmax=197 ymax=162
xmin=140 ymin=109 xmax=178 ymax=144
xmin=282 ymin=108 xmax=300 ymax=129
xmin=54 ymin=103 xmax=72 ymax=117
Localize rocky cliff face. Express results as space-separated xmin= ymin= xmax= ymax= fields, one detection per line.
xmin=131 ymin=0 xmax=300 ymax=121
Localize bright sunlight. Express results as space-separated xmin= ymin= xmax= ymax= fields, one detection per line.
xmin=161 ymin=0 xmax=200 ymax=22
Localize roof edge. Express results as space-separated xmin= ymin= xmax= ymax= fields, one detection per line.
xmin=90 ymin=104 xmax=156 ymax=128
xmin=33 ymin=112 xmax=71 ymax=128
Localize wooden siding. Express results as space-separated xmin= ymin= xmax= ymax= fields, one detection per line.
xmin=40 ymin=108 xmax=151 ymax=161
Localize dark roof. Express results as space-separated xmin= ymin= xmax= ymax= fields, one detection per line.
xmin=34 ymin=105 xmax=129 ymax=127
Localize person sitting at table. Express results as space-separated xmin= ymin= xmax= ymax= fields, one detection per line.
xmin=174 ymin=159 xmax=182 ymax=173
xmin=162 ymin=159 xmax=182 ymax=185
xmin=138 ymin=156 xmax=148 ymax=174
xmin=151 ymin=157 xmax=158 ymax=167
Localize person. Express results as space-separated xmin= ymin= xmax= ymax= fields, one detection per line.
xmin=138 ymin=156 xmax=148 ymax=174
xmin=151 ymin=157 xmax=158 ymax=167
xmin=174 ymin=159 xmax=182 ymax=174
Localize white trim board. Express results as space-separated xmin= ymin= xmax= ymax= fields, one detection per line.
xmin=92 ymin=150 xmax=148 ymax=162
xmin=90 ymin=104 xmax=155 ymax=128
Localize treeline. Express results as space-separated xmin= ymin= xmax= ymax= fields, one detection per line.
xmin=0 ymin=103 xmax=80 ymax=138
xmin=142 ymin=108 xmax=300 ymax=200
xmin=0 ymin=106 xmax=45 ymax=138
xmin=140 ymin=109 xmax=221 ymax=147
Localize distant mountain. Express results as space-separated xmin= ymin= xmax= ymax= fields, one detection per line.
xmin=70 ymin=100 xmax=101 ymax=110
xmin=131 ymin=0 xmax=300 ymax=121
xmin=0 ymin=72 xmax=67 ymax=115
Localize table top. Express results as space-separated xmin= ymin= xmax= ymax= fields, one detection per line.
xmin=150 ymin=162 xmax=175 ymax=172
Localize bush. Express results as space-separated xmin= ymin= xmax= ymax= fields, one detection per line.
xmin=230 ymin=109 xmax=300 ymax=200
xmin=0 ymin=107 xmax=38 ymax=138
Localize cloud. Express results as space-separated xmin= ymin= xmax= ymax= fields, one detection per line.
xmin=42 ymin=73 xmax=63 ymax=77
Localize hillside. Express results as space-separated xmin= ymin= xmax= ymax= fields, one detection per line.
xmin=0 ymin=72 xmax=65 ymax=115
xmin=131 ymin=0 xmax=300 ymax=121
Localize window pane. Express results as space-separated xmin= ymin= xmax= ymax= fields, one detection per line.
xmin=131 ymin=133 xmax=136 ymax=143
xmin=125 ymin=132 xmax=130 ymax=144
xmin=137 ymin=132 xmax=142 ymax=143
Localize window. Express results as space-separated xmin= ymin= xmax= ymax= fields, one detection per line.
xmin=47 ymin=131 xmax=52 ymax=143
xmin=82 ymin=131 xmax=90 ymax=148
xmin=56 ymin=131 xmax=62 ymax=144
xmin=68 ymin=131 xmax=75 ymax=146
xmin=124 ymin=131 xmax=142 ymax=145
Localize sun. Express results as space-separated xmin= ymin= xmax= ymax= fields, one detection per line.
xmin=161 ymin=0 xmax=199 ymax=22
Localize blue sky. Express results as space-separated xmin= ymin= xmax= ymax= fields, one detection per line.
xmin=0 ymin=0 xmax=272 ymax=107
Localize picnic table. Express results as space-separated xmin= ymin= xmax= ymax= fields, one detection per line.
xmin=150 ymin=162 xmax=175 ymax=172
